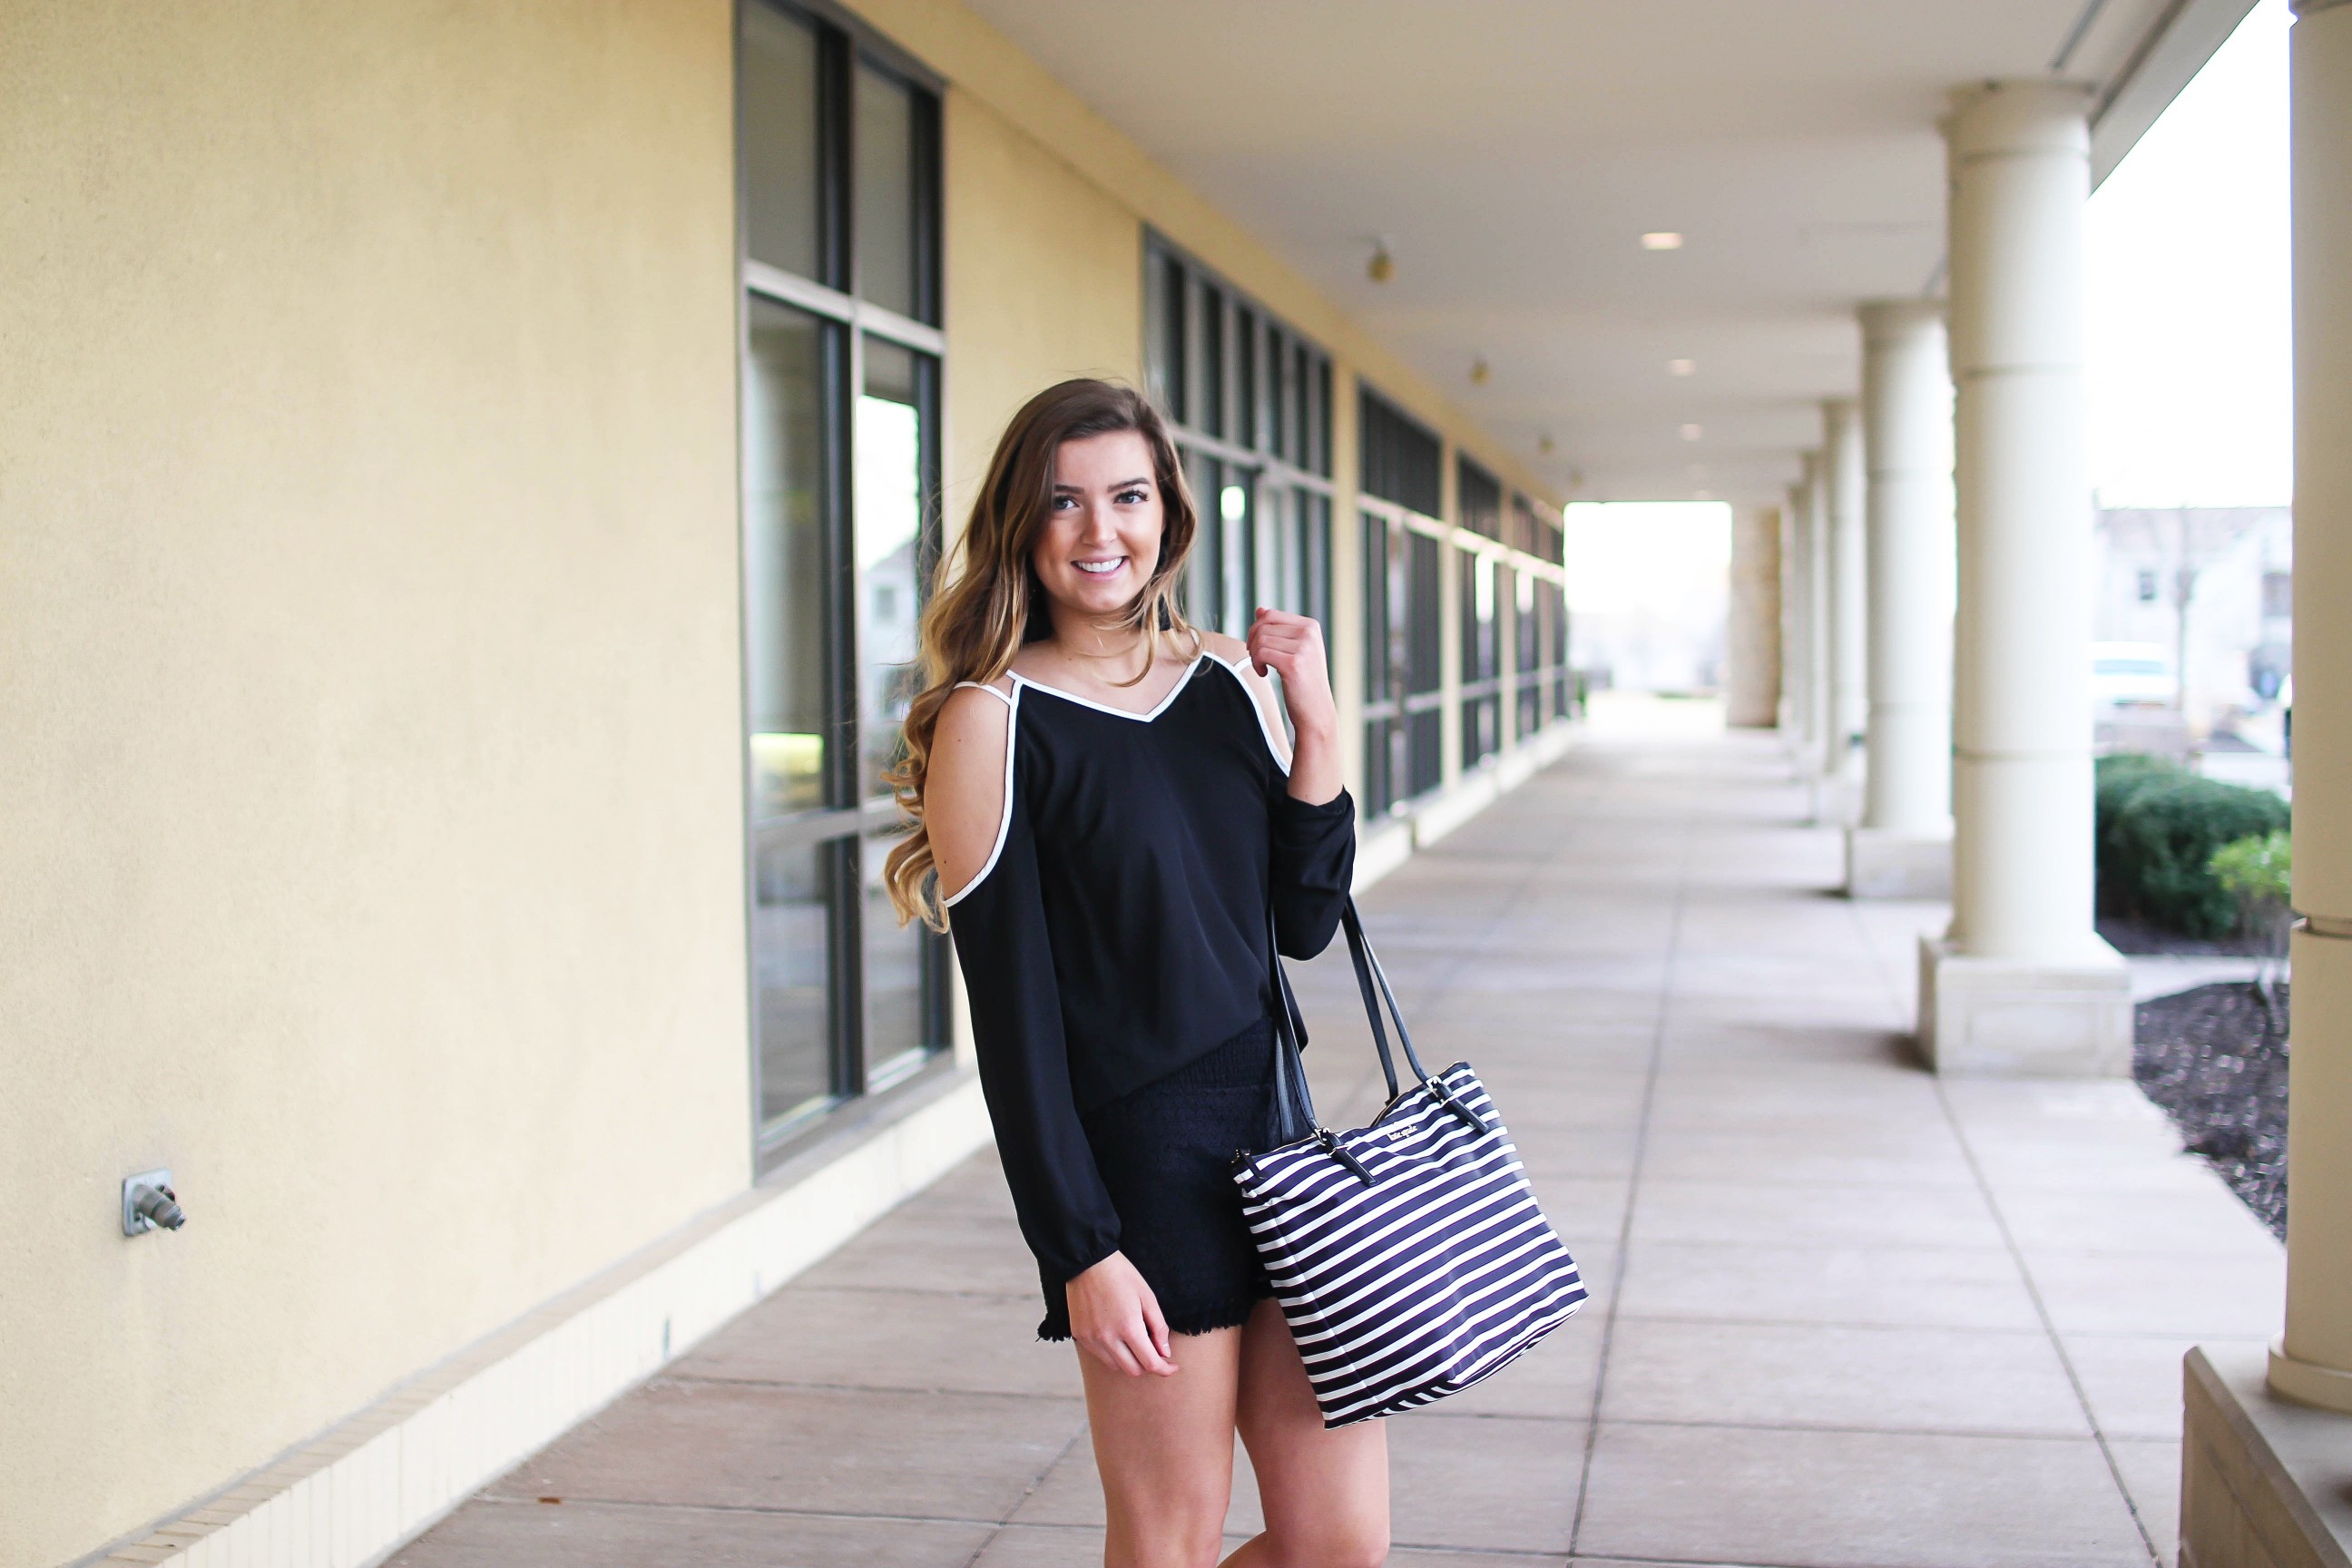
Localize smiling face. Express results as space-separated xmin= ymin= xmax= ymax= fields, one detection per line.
xmin=1031 ymin=429 xmax=1165 ymax=625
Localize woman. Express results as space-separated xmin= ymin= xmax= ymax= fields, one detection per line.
xmin=884 ymin=379 xmax=1387 ymax=1568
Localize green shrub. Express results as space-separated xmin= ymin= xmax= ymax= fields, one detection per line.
xmin=2095 ymin=755 xmax=2290 ymax=938
xmin=2211 ymin=829 xmax=2294 ymax=958
xmin=2210 ymin=830 xmax=2291 ymax=906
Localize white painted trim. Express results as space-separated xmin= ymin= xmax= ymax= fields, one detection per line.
xmin=1412 ymin=768 xmax=1502 ymax=848
xmin=1211 ymin=655 xmax=1293 ymax=775
xmin=1351 ymin=718 xmax=1579 ymax=894
xmin=1352 ymin=818 xmax=1414 ymax=893
xmin=1010 ymin=653 xmax=1205 ymax=722
xmin=941 ymin=682 xmax=1020 ymax=908
xmin=81 ymin=1074 xmax=995 ymax=1568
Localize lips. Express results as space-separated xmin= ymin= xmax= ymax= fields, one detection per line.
xmin=1073 ymin=557 xmax=1127 ymax=576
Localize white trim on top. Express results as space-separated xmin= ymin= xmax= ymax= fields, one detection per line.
xmin=1008 ymin=653 xmax=1205 ymax=723
xmin=940 ymin=681 xmax=1020 ymax=909
xmin=1211 ymin=655 xmax=1293 ymax=777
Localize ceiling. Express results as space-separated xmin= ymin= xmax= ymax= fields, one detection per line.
xmin=964 ymin=0 xmax=2253 ymax=507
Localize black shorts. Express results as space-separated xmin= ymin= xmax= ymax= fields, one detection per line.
xmin=1038 ymin=1015 xmax=1288 ymax=1342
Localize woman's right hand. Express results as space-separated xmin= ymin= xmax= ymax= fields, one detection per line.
xmin=1064 ymin=1252 xmax=1178 ymax=1377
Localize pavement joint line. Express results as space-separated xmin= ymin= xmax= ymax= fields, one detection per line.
xmin=658 ymin=1372 xmax=1085 ymax=1402
xmin=1601 ymin=1311 xmax=2057 ymax=1336
xmin=959 ymin=1406 xmax=1093 ymax=1566
xmin=1568 ymin=750 xmax=1701 ymax=1560
xmin=1836 ymin=886 xmax=2166 ymax=1568
xmin=1582 ymin=1414 xmax=2107 ymax=1442
xmin=472 ymin=1495 xmax=1015 ymax=1527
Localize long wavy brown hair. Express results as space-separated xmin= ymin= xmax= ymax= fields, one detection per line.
xmin=883 ymin=379 xmax=1199 ymax=929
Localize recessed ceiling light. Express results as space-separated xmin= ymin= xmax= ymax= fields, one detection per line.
xmin=1680 ymin=423 xmax=1703 ymax=441
xmin=1667 ymin=358 xmax=1696 ymax=377
xmin=1642 ymin=231 xmax=1684 ymax=250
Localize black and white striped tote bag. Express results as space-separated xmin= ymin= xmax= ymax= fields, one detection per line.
xmin=1234 ymin=901 xmax=1587 ymax=1428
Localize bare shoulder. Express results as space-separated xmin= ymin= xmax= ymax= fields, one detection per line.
xmin=929 ymin=683 xmax=1014 ymax=899
xmin=1197 ymin=628 xmax=1251 ymax=669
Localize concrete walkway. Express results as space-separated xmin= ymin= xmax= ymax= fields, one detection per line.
xmin=393 ymin=723 xmax=2284 ymax=1567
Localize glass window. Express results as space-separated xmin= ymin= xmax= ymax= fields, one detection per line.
xmin=743 ymin=298 xmax=837 ymax=1129
xmin=742 ymin=4 xmax=822 ymax=280
xmin=1184 ymin=447 xmax=1222 ymax=628
xmin=858 ymin=336 xmax=936 ymax=1088
xmin=1362 ymin=514 xmax=1402 ymax=818
xmin=856 ymin=337 xmax=927 ymax=803
xmin=1141 ymin=235 xmax=1332 ymax=649
xmin=1152 ymin=252 xmax=1187 ymax=420
xmin=745 ymin=301 xmax=831 ymax=821
xmin=1196 ymin=282 xmax=1225 ymax=438
xmin=856 ymin=61 xmax=918 ymax=318
xmin=1360 ymin=389 xmax=1441 ymax=516
xmin=1216 ymin=468 xmax=1252 ymax=634
xmin=1235 ymin=307 xmax=1258 ymax=451
xmin=740 ymin=3 xmax=946 ymax=1156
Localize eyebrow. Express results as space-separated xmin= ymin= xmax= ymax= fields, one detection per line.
xmin=1052 ymin=476 xmax=1154 ymax=492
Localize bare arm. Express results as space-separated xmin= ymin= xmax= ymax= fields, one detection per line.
xmin=927 ymin=684 xmax=1013 ymax=902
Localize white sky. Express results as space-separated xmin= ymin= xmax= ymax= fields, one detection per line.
xmin=1562 ymin=501 xmax=1730 ymax=616
xmin=2087 ymin=0 xmax=2292 ymax=508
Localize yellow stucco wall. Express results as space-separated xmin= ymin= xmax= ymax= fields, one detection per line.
xmin=0 ymin=4 xmax=750 ymax=1562
xmin=939 ymin=88 xmax=1144 ymax=531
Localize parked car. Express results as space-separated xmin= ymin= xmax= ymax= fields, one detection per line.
xmin=2092 ymin=642 xmax=2179 ymax=709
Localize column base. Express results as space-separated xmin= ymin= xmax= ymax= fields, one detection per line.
xmin=1844 ymin=826 xmax=1952 ymax=899
xmin=2269 ymin=1340 xmax=2352 ymax=1416
xmin=1916 ymin=935 xmax=2132 ymax=1075
xmin=1808 ymin=771 xmax=1861 ymax=828
xmin=2182 ymin=1345 xmax=2352 ymax=1567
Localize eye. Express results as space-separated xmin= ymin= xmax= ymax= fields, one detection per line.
xmin=1115 ymin=486 xmax=1150 ymax=505
xmin=1050 ymin=494 xmax=1078 ymax=510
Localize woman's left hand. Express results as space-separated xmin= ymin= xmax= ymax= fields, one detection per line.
xmin=1248 ymin=608 xmax=1342 ymax=805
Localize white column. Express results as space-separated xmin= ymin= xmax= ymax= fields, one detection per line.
xmin=1796 ymin=453 xmax=1832 ymax=778
xmin=1847 ymin=302 xmax=1956 ymax=897
xmin=1726 ymin=505 xmax=1783 ymax=729
xmin=1783 ymin=465 xmax=1818 ymax=760
xmin=2269 ymin=0 xmax=2352 ymax=1416
xmin=1822 ymin=398 xmax=1867 ymax=795
xmin=1916 ymin=80 xmax=2130 ymax=1074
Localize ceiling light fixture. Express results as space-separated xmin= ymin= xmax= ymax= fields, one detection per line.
xmin=1680 ymin=423 xmax=1703 ymax=441
xmin=1642 ymin=231 xmax=1684 ymax=250
xmin=1367 ymin=240 xmax=1396 ymax=284
xmin=1667 ymin=358 xmax=1696 ymax=377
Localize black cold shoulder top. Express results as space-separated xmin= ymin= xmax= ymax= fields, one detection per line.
xmin=942 ymin=649 xmax=1356 ymax=1286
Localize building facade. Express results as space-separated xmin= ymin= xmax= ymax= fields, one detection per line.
xmin=0 ymin=4 xmax=1573 ymax=1563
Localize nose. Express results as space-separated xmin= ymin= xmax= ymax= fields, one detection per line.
xmin=1074 ymin=500 xmax=1120 ymax=544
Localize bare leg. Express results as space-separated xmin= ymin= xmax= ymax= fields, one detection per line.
xmin=1081 ymin=1324 xmax=1246 ymax=1568
xmin=1223 ymin=1298 xmax=1390 ymax=1568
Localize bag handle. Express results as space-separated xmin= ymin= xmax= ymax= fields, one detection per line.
xmin=1267 ymin=896 xmax=1487 ymax=1141
xmin=1267 ymin=902 xmax=1319 ymax=1142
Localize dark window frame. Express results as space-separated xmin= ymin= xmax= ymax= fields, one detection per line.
xmin=739 ymin=0 xmax=952 ymax=1167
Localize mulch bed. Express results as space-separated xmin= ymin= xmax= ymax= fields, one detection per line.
xmin=2099 ymin=915 xmax=2269 ymax=956
xmin=2132 ymin=981 xmax=2289 ymax=1240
